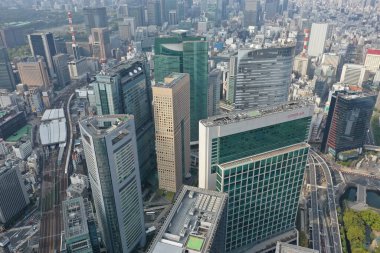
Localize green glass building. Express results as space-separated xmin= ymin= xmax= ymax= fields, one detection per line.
xmin=199 ymin=101 xmax=314 ymax=252
xmin=154 ymin=32 xmax=208 ymax=141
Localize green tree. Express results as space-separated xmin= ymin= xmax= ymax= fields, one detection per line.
xmin=299 ymin=231 xmax=308 ymax=247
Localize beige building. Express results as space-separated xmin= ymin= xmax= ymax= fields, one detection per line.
xmin=91 ymin=27 xmax=111 ymax=61
xmin=293 ymin=54 xmax=311 ymax=78
xmin=152 ymin=73 xmax=190 ymax=192
xmin=17 ymin=57 xmax=51 ymax=89
xmin=364 ymin=49 xmax=380 ymax=73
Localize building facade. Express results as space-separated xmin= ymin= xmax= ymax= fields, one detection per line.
xmin=83 ymin=7 xmax=108 ymax=33
xmin=228 ymin=46 xmax=294 ymax=110
xmin=53 ymin=54 xmax=71 ymax=88
xmin=17 ymin=57 xmax=51 ymax=89
xmin=152 ymin=73 xmax=190 ymax=192
xmin=91 ymin=28 xmax=111 ymax=61
xmin=28 ymin=33 xmax=57 ymax=77
xmin=79 ymin=115 xmax=146 ymax=253
xmin=322 ymin=91 xmax=377 ymax=156
xmin=308 ymin=23 xmax=332 ymax=57
xmin=340 ymin=64 xmax=369 ymax=86
xmin=0 ymin=166 xmax=30 ymax=224
xmin=199 ymin=102 xmax=313 ymax=252
xmin=244 ymin=0 xmax=261 ymax=27
xmin=364 ymin=48 xmax=380 ymax=73
xmin=154 ymin=33 xmax=208 ymax=141
xmin=0 ymin=48 xmax=15 ymax=91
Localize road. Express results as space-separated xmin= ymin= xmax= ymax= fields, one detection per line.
xmin=308 ymin=157 xmax=321 ymax=252
xmin=39 ymin=84 xmax=78 ymax=253
xmin=310 ymin=150 xmax=343 ymax=253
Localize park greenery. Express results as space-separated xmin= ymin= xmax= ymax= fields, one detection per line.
xmin=371 ymin=111 xmax=380 ymax=146
xmin=343 ymin=209 xmax=380 ymax=253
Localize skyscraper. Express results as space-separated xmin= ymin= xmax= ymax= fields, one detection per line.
xmin=53 ymin=54 xmax=71 ymax=87
xmin=28 ymin=32 xmax=57 ymax=77
xmin=321 ymin=91 xmax=377 ymax=157
xmin=340 ymin=64 xmax=369 ymax=86
xmin=91 ymin=59 xmax=156 ymax=185
xmin=83 ymin=7 xmax=108 ymax=33
xmin=127 ymin=4 xmax=145 ymax=27
xmin=0 ymin=48 xmax=15 ymax=91
xmin=308 ymin=23 xmax=332 ymax=57
xmin=0 ymin=166 xmax=30 ymax=224
xmin=152 ymin=73 xmax=190 ymax=192
xmin=147 ymin=186 xmax=228 ymax=253
xmin=17 ymin=57 xmax=51 ymax=89
xmin=79 ymin=115 xmax=146 ymax=253
xmin=364 ymin=48 xmax=380 ymax=73
xmin=199 ymin=101 xmax=313 ymax=252
xmin=265 ymin=0 xmax=279 ymax=18
xmin=154 ymin=32 xmax=208 ymax=141
xmin=147 ymin=0 xmax=162 ymax=26
xmin=91 ymin=28 xmax=111 ymax=61
xmin=227 ymin=46 xmax=295 ymax=110
xmin=208 ymin=69 xmax=221 ymax=116
xmin=244 ymin=0 xmax=261 ymax=27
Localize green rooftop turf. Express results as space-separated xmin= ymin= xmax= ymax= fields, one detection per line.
xmin=186 ymin=236 xmax=204 ymax=251
xmin=6 ymin=124 xmax=32 ymax=142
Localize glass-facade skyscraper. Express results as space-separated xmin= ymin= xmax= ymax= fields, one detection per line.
xmin=28 ymin=33 xmax=57 ymax=77
xmin=91 ymin=59 xmax=156 ymax=186
xmin=0 ymin=48 xmax=15 ymax=91
xmin=227 ymin=46 xmax=295 ymax=110
xmin=199 ymin=101 xmax=313 ymax=252
xmin=79 ymin=115 xmax=146 ymax=253
xmin=154 ymin=32 xmax=208 ymax=141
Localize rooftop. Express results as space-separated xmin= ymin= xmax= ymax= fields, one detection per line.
xmin=154 ymin=73 xmax=187 ymax=88
xmin=219 ymin=143 xmax=309 ymax=170
xmin=41 ymin=109 xmax=65 ymax=122
xmin=80 ymin=114 xmax=132 ymax=137
xmin=148 ymin=186 xmax=227 ymax=253
xmin=40 ymin=119 xmax=67 ymax=146
xmin=200 ymin=101 xmax=313 ymax=127
xmin=62 ymin=197 xmax=88 ymax=240
xmin=275 ymin=242 xmax=319 ymax=253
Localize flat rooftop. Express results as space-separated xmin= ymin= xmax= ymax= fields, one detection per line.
xmin=148 ymin=186 xmax=227 ymax=253
xmin=275 ymin=242 xmax=319 ymax=253
xmin=201 ymin=101 xmax=313 ymax=127
xmin=80 ymin=114 xmax=132 ymax=137
xmin=41 ymin=109 xmax=65 ymax=122
xmin=40 ymin=119 xmax=67 ymax=146
xmin=62 ymin=197 xmax=89 ymax=240
xmin=154 ymin=73 xmax=187 ymax=88
xmin=219 ymin=143 xmax=309 ymax=170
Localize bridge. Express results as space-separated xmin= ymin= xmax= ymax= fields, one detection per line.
xmin=364 ymin=145 xmax=380 ymax=152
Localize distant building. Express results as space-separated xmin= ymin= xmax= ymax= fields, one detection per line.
xmin=12 ymin=139 xmax=32 ymax=160
xmin=128 ymin=4 xmax=145 ymax=27
xmin=0 ymin=25 xmax=28 ymax=48
xmin=17 ymin=57 xmax=51 ymax=89
xmin=28 ymin=32 xmax=57 ymax=77
xmin=79 ymin=115 xmax=146 ymax=253
xmin=0 ymin=48 xmax=16 ymax=91
xmin=91 ymin=28 xmax=111 ymax=61
xmin=199 ymin=101 xmax=313 ymax=252
xmin=265 ymin=0 xmax=279 ymax=18
xmin=0 ymin=166 xmax=30 ymax=224
xmin=168 ymin=10 xmax=178 ymax=25
xmin=244 ymin=0 xmax=261 ymax=27
xmin=275 ymin=242 xmax=319 ymax=253
xmin=53 ymin=54 xmax=70 ymax=87
xmin=147 ymin=0 xmax=162 ymax=26
xmin=322 ymin=91 xmax=377 ymax=157
xmin=340 ymin=64 xmax=369 ymax=86
xmin=83 ymin=7 xmax=108 ymax=33
xmin=68 ymin=58 xmax=88 ymax=80
xmin=147 ymin=186 xmax=228 ymax=253
xmin=364 ymin=48 xmax=380 ymax=73
xmin=62 ymin=197 xmax=100 ymax=253
xmin=308 ymin=23 xmax=332 ymax=57
xmin=119 ymin=21 xmax=133 ymax=41
xmin=155 ymin=32 xmax=208 ymax=141
xmin=228 ymin=46 xmax=294 ymax=110
xmin=208 ymin=69 xmax=221 ymax=116
xmin=293 ymin=54 xmax=311 ymax=78
xmin=153 ymin=73 xmax=190 ymax=192
xmin=0 ymin=111 xmax=27 ymax=140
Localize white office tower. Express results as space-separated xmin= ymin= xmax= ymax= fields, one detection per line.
xmin=79 ymin=115 xmax=146 ymax=253
xmin=340 ymin=64 xmax=369 ymax=86
xmin=308 ymin=23 xmax=332 ymax=57
xmin=364 ymin=49 xmax=380 ymax=73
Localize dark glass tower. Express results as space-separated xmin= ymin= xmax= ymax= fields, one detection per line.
xmin=28 ymin=33 xmax=57 ymax=77
xmin=83 ymin=7 xmax=108 ymax=33
xmin=321 ymin=91 xmax=377 ymax=157
xmin=0 ymin=48 xmax=16 ymax=91
xmin=154 ymin=32 xmax=208 ymax=141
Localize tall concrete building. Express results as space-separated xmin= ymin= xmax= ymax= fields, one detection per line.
xmin=152 ymin=73 xmax=190 ymax=192
xmin=308 ymin=23 xmax=332 ymax=57
xmin=62 ymin=197 xmax=100 ymax=253
xmin=17 ymin=57 xmax=51 ymax=89
xmin=244 ymin=0 xmax=261 ymax=27
xmin=321 ymin=91 xmax=376 ymax=157
xmin=0 ymin=166 xmax=30 ymax=224
xmin=53 ymin=54 xmax=70 ymax=88
xmin=79 ymin=115 xmax=146 ymax=253
xmin=199 ymin=101 xmax=313 ymax=252
xmin=227 ymin=46 xmax=294 ymax=110
xmin=91 ymin=28 xmax=111 ymax=61
xmin=208 ymin=69 xmax=221 ymax=116
xmin=0 ymin=48 xmax=15 ymax=91
xmin=128 ymin=4 xmax=145 ymax=27
xmin=147 ymin=186 xmax=228 ymax=253
xmin=340 ymin=64 xmax=369 ymax=86
xmin=147 ymin=0 xmax=162 ymax=26
xmin=265 ymin=0 xmax=279 ymax=18
xmin=83 ymin=7 xmax=108 ymax=33
xmin=364 ymin=48 xmax=380 ymax=73
xmin=91 ymin=59 xmax=156 ymax=185
xmin=28 ymin=32 xmax=57 ymax=77
xmin=154 ymin=32 xmax=208 ymax=141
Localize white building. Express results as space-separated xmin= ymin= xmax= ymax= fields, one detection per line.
xmin=364 ymin=48 xmax=380 ymax=73
xmin=12 ymin=140 xmax=32 ymax=160
xmin=308 ymin=23 xmax=332 ymax=57
xmin=340 ymin=64 xmax=369 ymax=86
xmin=68 ymin=58 xmax=88 ymax=80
